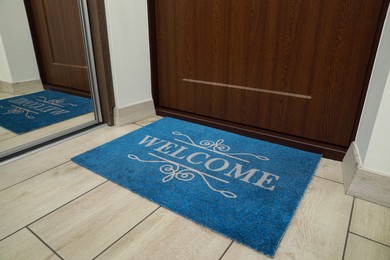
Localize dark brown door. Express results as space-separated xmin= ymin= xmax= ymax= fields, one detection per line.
xmin=26 ymin=0 xmax=90 ymax=96
xmin=154 ymin=0 xmax=385 ymax=147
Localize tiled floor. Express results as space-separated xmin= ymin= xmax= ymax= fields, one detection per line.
xmin=0 ymin=116 xmax=389 ymax=260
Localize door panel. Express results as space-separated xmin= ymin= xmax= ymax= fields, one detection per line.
xmin=28 ymin=0 xmax=89 ymax=94
xmin=155 ymin=0 xmax=384 ymax=146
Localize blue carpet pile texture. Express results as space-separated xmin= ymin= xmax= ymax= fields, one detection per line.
xmin=0 ymin=90 xmax=93 ymax=134
xmin=72 ymin=117 xmax=321 ymax=256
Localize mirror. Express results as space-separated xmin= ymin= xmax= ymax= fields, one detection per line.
xmin=0 ymin=0 xmax=100 ymax=159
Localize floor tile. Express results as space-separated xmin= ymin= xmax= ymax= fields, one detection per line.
xmin=0 ymin=124 xmax=140 ymax=191
xmin=314 ymin=158 xmax=343 ymax=183
xmin=344 ymin=233 xmax=390 ymax=260
xmin=222 ymin=177 xmax=353 ymax=260
xmin=0 ymin=92 xmax=13 ymax=99
xmin=0 ymin=228 xmax=59 ymax=260
xmin=96 ymin=207 xmax=232 ymax=260
xmin=0 ymin=162 xmax=105 ymax=240
xmin=0 ymin=127 xmax=16 ymax=142
xmin=30 ymin=181 xmax=159 ymax=259
xmin=0 ymin=112 xmax=95 ymax=153
xmin=135 ymin=115 xmax=163 ymax=126
xmin=350 ymin=198 xmax=390 ymax=246
xmin=12 ymin=82 xmax=44 ymax=95
xmin=0 ymin=116 xmax=376 ymax=259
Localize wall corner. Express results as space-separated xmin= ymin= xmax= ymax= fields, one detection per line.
xmin=114 ymin=99 xmax=156 ymax=126
xmin=342 ymin=142 xmax=390 ymax=208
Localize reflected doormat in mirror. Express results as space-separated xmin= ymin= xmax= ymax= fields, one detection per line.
xmin=0 ymin=90 xmax=93 ymax=134
xmin=71 ymin=117 xmax=321 ymax=257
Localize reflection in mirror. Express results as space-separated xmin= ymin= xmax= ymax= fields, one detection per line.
xmin=0 ymin=0 xmax=99 ymax=159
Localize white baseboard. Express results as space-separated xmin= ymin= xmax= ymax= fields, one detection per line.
xmin=114 ymin=99 xmax=156 ymax=127
xmin=342 ymin=142 xmax=390 ymax=208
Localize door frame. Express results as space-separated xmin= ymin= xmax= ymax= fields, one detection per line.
xmin=147 ymin=0 xmax=390 ymax=160
xmin=24 ymin=0 xmax=115 ymax=125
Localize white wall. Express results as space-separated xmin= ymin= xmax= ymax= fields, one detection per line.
xmin=0 ymin=0 xmax=39 ymax=83
xmin=356 ymin=7 xmax=390 ymax=175
xmin=104 ymin=0 xmax=390 ymax=175
xmin=0 ymin=35 xmax=12 ymax=82
xmin=363 ymin=72 xmax=390 ymax=173
xmin=104 ymin=0 xmax=152 ymax=108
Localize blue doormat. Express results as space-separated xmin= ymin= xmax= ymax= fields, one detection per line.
xmin=72 ymin=117 xmax=321 ymax=257
xmin=0 ymin=90 xmax=93 ymax=134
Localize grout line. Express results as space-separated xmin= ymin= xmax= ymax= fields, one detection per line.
xmin=0 ymin=161 xmax=69 ymax=193
xmin=313 ymin=175 xmax=343 ymax=185
xmin=27 ymin=226 xmax=64 ymax=260
xmin=115 ymin=122 xmax=147 ymax=128
xmin=218 ymin=241 xmax=234 ymax=260
xmin=353 ymin=197 xmax=390 ymax=209
xmin=133 ymin=123 xmax=149 ymax=127
xmin=342 ymin=197 xmax=355 ymax=260
xmin=0 ymin=227 xmax=27 ymax=242
xmin=27 ymin=180 xmax=109 ymax=227
xmin=349 ymin=231 xmax=390 ymax=249
xmin=0 ymin=180 xmax=109 ymax=243
xmin=133 ymin=117 xmax=163 ymax=127
xmin=92 ymin=206 xmax=162 ymax=259
xmin=133 ymin=121 xmax=159 ymax=127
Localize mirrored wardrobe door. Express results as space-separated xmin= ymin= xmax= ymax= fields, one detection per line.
xmin=0 ymin=0 xmax=102 ymax=160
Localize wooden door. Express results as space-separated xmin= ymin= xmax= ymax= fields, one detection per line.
xmin=153 ymin=0 xmax=385 ymax=148
xmin=26 ymin=0 xmax=90 ymax=96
